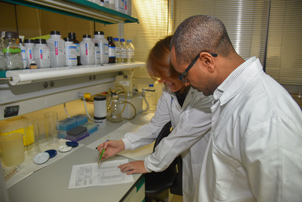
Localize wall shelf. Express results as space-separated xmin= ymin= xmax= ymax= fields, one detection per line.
xmin=4 ymin=62 xmax=144 ymax=85
xmin=1 ymin=0 xmax=139 ymax=24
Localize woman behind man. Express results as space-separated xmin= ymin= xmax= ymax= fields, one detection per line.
xmin=97 ymin=35 xmax=213 ymax=201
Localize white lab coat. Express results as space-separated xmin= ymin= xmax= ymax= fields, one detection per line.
xmin=198 ymin=57 xmax=302 ymax=202
xmin=123 ymin=87 xmax=213 ymax=202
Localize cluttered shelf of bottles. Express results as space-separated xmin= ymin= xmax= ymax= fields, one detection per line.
xmin=0 ymin=30 xmax=140 ymax=85
xmin=2 ymin=0 xmax=138 ymax=24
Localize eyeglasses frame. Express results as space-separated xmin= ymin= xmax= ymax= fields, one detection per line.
xmin=178 ymin=51 xmax=218 ymax=82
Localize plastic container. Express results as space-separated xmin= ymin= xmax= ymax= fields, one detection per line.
xmin=95 ymin=43 xmax=100 ymax=65
xmin=104 ymin=0 xmax=109 ymax=8
xmin=0 ymin=133 xmax=25 ymax=167
xmin=58 ymin=117 xmax=77 ymax=131
xmin=63 ymin=37 xmax=77 ymax=67
xmin=107 ymin=36 xmax=116 ymax=63
xmin=66 ymin=126 xmax=88 ymax=142
xmin=94 ymin=95 xmax=107 ymax=119
xmin=109 ymin=0 xmax=115 ymax=9
xmin=33 ymin=39 xmax=51 ymax=68
xmin=19 ymin=38 xmax=26 ymax=69
xmin=115 ymin=0 xmax=124 ymax=12
xmin=0 ymin=116 xmax=34 ymax=146
xmin=24 ymin=39 xmax=35 ymax=68
xmin=3 ymin=31 xmax=23 ymax=70
xmin=120 ymin=38 xmax=128 ymax=63
xmin=126 ymin=39 xmax=134 ymax=63
xmin=47 ymin=31 xmax=65 ymax=67
xmin=68 ymin=32 xmax=81 ymax=65
xmin=124 ymin=0 xmax=131 ymax=15
xmin=80 ymin=34 xmax=95 ymax=65
xmin=82 ymin=122 xmax=98 ymax=135
xmin=73 ymin=114 xmax=88 ymax=126
xmin=93 ymin=31 xmax=109 ymax=65
xmin=114 ymin=38 xmax=121 ymax=63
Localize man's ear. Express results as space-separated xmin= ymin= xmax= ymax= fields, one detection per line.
xmin=200 ymin=53 xmax=215 ymax=73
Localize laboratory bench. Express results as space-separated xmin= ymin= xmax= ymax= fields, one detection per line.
xmin=7 ymin=113 xmax=151 ymax=202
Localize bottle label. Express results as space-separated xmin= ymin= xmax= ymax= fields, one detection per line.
xmin=68 ymin=46 xmax=77 ymax=60
xmin=109 ymin=46 xmax=116 ymax=58
xmin=75 ymin=43 xmax=80 ymax=56
xmin=55 ymin=41 xmax=58 ymax=55
xmin=104 ymin=43 xmax=109 ymax=56
xmin=29 ymin=49 xmax=33 ymax=59
xmin=39 ymin=47 xmax=50 ymax=60
xmin=21 ymin=49 xmax=26 ymax=60
xmin=85 ymin=43 xmax=88 ymax=55
xmin=3 ymin=47 xmax=21 ymax=53
xmin=40 ymin=48 xmax=43 ymax=59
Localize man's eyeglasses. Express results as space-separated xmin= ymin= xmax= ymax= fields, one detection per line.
xmin=178 ymin=51 xmax=218 ymax=82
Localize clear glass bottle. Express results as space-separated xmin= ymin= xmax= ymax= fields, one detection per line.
xmin=146 ymin=84 xmax=156 ymax=111
xmin=108 ymin=94 xmax=123 ymax=123
xmin=120 ymin=38 xmax=128 ymax=63
xmin=107 ymin=36 xmax=116 ymax=63
xmin=3 ymin=31 xmax=23 ymax=70
xmin=126 ymin=39 xmax=134 ymax=63
xmin=114 ymin=37 xmax=121 ymax=63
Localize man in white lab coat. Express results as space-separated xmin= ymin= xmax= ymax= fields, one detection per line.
xmin=170 ymin=15 xmax=302 ymax=202
xmin=97 ymin=36 xmax=213 ymax=202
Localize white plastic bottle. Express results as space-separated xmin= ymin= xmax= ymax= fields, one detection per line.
xmin=126 ymin=39 xmax=134 ymax=63
xmin=19 ymin=39 xmax=26 ymax=69
xmin=33 ymin=39 xmax=50 ymax=68
xmin=114 ymin=38 xmax=121 ymax=63
xmin=95 ymin=43 xmax=100 ymax=65
xmin=109 ymin=0 xmax=115 ymax=9
xmin=46 ymin=31 xmax=65 ymax=67
xmin=120 ymin=38 xmax=128 ymax=63
xmin=93 ymin=31 xmax=109 ymax=65
xmin=64 ymin=37 xmax=77 ymax=67
xmin=24 ymin=39 xmax=35 ymax=68
xmin=146 ymin=84 xmax=156 ymax=111
xmin=104 ymin=0 xmax=109 ymax=8
xmin=80 ymin=34 xmax=95 ymax=65
xmin=115 ymin=0 xmax=124 ymax=12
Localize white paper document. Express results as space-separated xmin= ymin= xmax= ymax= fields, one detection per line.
xmin=68 ymin=159 xmax=134 ymax=189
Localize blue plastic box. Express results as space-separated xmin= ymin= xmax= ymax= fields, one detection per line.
xmin=58 ymin=118 xmax=77 ymax=131
xmin=73 ymin=114 xmax=88 ymax=126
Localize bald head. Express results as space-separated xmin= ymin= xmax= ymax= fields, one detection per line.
xmin=170 ymin=15 xmax=235 ymax=64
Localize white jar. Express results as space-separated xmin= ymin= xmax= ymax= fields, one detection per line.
xmin=24 ymin=39 xmax=35 ymax=68
xmin=64 ymin=38 xmax=77 ymax=67
xmin=93 ymin=31 xmax=109 ymax=65
xmin=46 ymin=31 xmax=65 ymax=67
xmin=95 ymin=43 xmax=100 ymax=65
xmin=19 ymin=39 xmax=26 ymax=69
xmin=80 ymin=35 xmax=95 ymax=65
xmin=33 ymin=39 xmax=50 ymax=68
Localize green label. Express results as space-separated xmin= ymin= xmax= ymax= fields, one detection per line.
xmin=2 ymin=48 xmax=21 ymax=53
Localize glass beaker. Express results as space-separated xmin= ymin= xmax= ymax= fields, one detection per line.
xmin=26 ymin=117 xmax=41 ymax=156
xmin=108 ymin=94 xmax=123 ymax=123
xmin=44 ymin=111 xmax=60 ymax=148
xmin=0 ymin=133 xmax=25 ymax=167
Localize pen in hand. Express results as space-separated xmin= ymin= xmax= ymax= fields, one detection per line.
xmin=97 ymin=140 xmax=109 ymax=165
